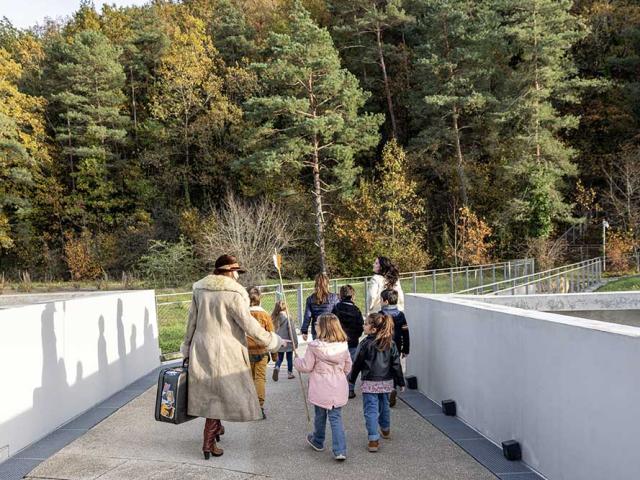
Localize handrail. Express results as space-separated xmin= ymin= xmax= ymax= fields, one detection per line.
xmin=491 ymin=259 xmax=600 ymax=295
xmin=456 ymin=258 xmax=599 ymax=295
xmin=156 ymin=258 xmax=534 ymax=302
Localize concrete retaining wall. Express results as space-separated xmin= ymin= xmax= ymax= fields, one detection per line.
xmin=405 ymin=294 xmax=640 ymax=480
xmin=0 ymin=290 xmax=160 ymax=462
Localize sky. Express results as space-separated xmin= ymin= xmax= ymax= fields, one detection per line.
xmin=0 ymin=0 xmax=151 ymax=29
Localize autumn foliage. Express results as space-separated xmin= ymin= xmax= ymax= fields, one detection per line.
xmin=606 ymin=229 xmax=635 ymax=273
xmin=445 ymin=207 xmax=493 ymax=266
xmin=330 ymin=140 xmax=430 ymax=274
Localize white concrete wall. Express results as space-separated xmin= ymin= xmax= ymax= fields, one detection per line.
xmin=0 ymin=290 xmax=160 ymax=461
xmin=476 ymin=291 xmax=640 ymax=312
xmin=405 ymin=294 xmax=640 ymax=480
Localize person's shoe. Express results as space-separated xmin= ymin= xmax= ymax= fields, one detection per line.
xmin=272 ymin=368 xmax=279 ymax=382
xmin=203 ymin=419 xmax=224 ymax=458
xmin=367 ymin=440 xmax=379 ymax=452
xmin=389 ymin=389 xmax=397 ymax=407
xmin=261 ymin=408 xmax=266 ymax=420
xmin=203 ymin=441 xmax=223 ymax=459
xmin=348 ymin=391 xmax=356 ymax=399
xmin=306 ymin=434 xmax=325 ymax=452
xmin=288 ymin=372 xmax=295 ymax=379
xmin=334 ymin=453 xmax=347 ymax=461
xmin=380 ymin=429 xmax=391 ymax=439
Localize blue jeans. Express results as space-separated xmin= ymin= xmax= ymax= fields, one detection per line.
xmin=275 ymin=351 xmax=293 ymax=372
xmin=311 ymin=406 xmax=347 ymax=456
xmin=348 ymin=347 xmax=357 ymax=393
xmin=362 ymin=393 xmax=391 ymax=441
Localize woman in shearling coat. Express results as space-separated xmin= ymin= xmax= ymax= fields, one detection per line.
xmin=180 ymin=254 xmax=284 ymax=458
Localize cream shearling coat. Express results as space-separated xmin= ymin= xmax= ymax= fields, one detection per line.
xmin=180 ymin=274 xmax=282 ymax=421
xmin=367 ymin=274 xmax=405 ymax=313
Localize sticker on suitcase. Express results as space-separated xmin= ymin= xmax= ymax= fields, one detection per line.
xmin=160 ymin=382 xmax=176 ymax=419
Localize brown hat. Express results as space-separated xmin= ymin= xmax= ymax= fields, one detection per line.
xmin=213 ymin=254 xmax=246 ymax=274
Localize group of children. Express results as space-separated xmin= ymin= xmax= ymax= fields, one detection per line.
xmin=246 ymin=281 xmax=411 ymax=462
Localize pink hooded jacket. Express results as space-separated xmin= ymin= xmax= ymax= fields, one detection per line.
xmin=294 ymin=340 xmax=352 ymax=410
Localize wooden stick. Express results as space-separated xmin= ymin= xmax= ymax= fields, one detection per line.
xmin=274 ymin=250 xmax=311 ymax=424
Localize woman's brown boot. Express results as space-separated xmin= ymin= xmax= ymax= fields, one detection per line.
xmin=215 ymin=421 xmax=225 ymax=442
xmin=202 ymin=419 xmax=224 ymax=459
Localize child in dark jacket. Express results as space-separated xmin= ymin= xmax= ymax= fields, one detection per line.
xmin=349 ymin=313 xmax=405 ymax=453
xmin=380 ymin=288 xmax=410 ymax=408
xmin=332 ymin=285 xmax=364 ymax=399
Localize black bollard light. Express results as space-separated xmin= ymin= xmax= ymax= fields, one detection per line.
xmin=441 ymin=399 xmax=456 ymax=416
xmin=406 ymin=375 xmax=418 ymax=390
xmin=501 ymin=440 xmax=522 ymax=461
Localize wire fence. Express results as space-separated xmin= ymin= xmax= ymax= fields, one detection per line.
xmin=155 ymin=259 xmax=534 ymax=353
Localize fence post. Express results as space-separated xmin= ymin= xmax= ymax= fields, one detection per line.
xmin=432 ymin=271 xmax=437 ymax=294
xmin=412 ymin=272 xmax=417 ymax=294
xmin=479 ymin=266 xmax=484 ymax=291
xmin=507 ymin=261 xmax=511 ymax=279
xmin=297 ymin=283 xmax=304 ymax=326
xmin=511 ymin=278 xmax=516 ymax=295
xmin=450 ymin=268 xmax=454 ymax=292
xmin=333 ymin=279 xmax=338 ymax=293
xmin=364 ymin=278 xmax=369 ymax=315
xmin=569 ymin=271 xmax=574 ymax=293
xmin=598 ymin=258 xmax=602 ymax=282
xmin=465 ymin=266 xmax=469 ymax=289
xmin=492 ymin=265 xmax=496 ymax=284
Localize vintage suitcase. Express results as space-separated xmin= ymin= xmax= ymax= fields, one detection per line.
xmin=154 ymin=359 xmax=195 ymax=424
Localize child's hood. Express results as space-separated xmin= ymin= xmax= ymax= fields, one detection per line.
xmin=309 ymin=340 xmax=348 ymax=363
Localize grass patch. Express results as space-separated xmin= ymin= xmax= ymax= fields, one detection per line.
xmin=597 ymin=275 xmax=640 ymax=292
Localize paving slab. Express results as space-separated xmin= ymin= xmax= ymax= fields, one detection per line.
xmin=24 ymin=361 xmax=497 ymax=480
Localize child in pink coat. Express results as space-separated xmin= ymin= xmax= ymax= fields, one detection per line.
xmin=294 ymin=313 xmax=352 ymax=461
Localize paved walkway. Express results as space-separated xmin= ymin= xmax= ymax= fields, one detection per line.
xmin=25 ymin=362 xmax=497 ymax=480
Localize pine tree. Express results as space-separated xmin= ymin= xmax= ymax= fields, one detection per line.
xmin=408 ymin=0 xmax=499 ymax=207
xmin=328 ymin=0 xmax=414 ymax=142
xmin=46 ymin=30 xmax=128 ymax=227
xmin=241 ymin=2 xmax=383 ymax=272
xmin=493 ymin=0 xmax=589 ymax=239
xmin=329 ymin=0 xmax=413 ymax=139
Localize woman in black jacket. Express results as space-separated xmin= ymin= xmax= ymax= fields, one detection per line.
xmin=301 ymin=273 xmax=339 ymax=340
xmin=349 ymin=313 xmax=405 ymax=452
xmin=332 ymin=285 xmax=364 ymax=398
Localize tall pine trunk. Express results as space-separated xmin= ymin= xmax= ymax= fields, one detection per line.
xmin=310 ymin=75 xmax=328 ymax=273
xmin=129 ymin=66 xmax=138 ymax=149
xmin=183 ymin=110 xmax=191 ymax=207
xmin=443 ymin=17 xmax=468 ymax=206
xmin=312 ymin=134 xmax=327 ymax=274
xmin=376 ymin=22 xmax=398 ymax=139
xmin=451 ymin=105 xmax=468 ymax=205
xmin=533 ymin=1 xmax=542 ymax=164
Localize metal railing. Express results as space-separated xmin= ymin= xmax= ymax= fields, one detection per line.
xmin=155 ymin=258 xmax=534 ymax=335
xmin=457 ymin=258 xmax=602 ymax=296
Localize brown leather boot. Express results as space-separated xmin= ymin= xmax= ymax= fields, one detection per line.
xmin=215 ymin=421 xmax=225 ymax=442
xmin=368 ymin=440 xmax=379 ymax=452
xmin=202 ymin=419 xmax=224 ymax=459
